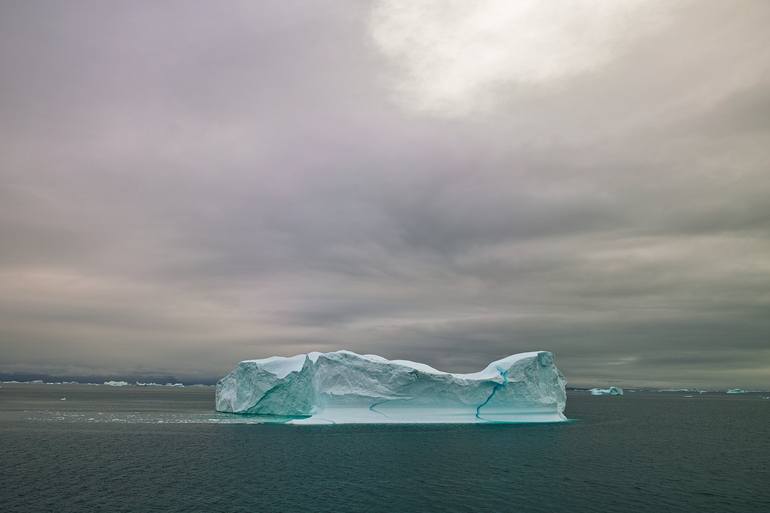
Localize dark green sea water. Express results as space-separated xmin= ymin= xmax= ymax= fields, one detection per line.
xmin=1 ymin=384 xmax=768 ymax=513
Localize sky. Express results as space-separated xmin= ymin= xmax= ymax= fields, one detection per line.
xmin=1 ymin=0 xmax=769 ymax=387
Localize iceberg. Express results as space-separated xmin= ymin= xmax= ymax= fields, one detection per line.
xmin=726 ymin=388 xmax=747 ymax=394
xmin=216 ymin=350 xmax=567 ymax=424
xmin=135 ymin=381 xmax=185 ymax=387
xmin=590 ymin=386 xmax=623 ymax=396
xmin=104 ymin=380 xmax=130 ymax=387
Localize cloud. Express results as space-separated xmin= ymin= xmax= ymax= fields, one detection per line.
xmin=0 ymin=0 xmax=769 ymax=387
xmin=369 ymin=0 xmax=675 ymax=115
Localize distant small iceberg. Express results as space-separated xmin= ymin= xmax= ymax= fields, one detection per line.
xmin=104 ymin=380 xmax=130 ymax=387
xmin=590 ymin=386 xmax=624 ymax=396
xmin=135 ymin=381 xmax=185 ymax=387
xmin=726 ymin=388 xmax=747 ymax=394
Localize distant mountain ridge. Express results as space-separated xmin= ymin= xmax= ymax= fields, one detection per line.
xmin=0 ymin=372 xmax=218 ymax=386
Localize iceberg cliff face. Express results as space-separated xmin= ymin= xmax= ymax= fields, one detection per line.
xmin=216 ymin=350 xmax=567 ymax=424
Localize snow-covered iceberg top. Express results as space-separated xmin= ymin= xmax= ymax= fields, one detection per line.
xmin=216 ymin=350 xmax=567 ymax=424
xmin=590 ymin=386 xmax=623 ymax=396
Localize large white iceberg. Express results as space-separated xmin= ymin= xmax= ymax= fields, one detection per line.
xmin=216 ymin=350 xmax=567 ymax=424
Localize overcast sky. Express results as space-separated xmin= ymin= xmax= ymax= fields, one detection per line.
xmin=1 ymin=0 xmax=769 ymax=387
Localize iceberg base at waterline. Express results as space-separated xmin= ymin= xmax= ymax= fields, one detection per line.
xmin=216 ymin=350 xmax=567 ymax=424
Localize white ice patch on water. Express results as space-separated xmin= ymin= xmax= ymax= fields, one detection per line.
xmin=590 ymin=387 xmax=623 ymax=396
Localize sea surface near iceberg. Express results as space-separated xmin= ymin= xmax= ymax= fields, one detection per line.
xmin=1 ymin=384 xmax=769 ymax=513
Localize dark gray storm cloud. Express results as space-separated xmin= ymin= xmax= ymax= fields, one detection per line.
xmin=1 ymin=0 xmax=769 ymax=387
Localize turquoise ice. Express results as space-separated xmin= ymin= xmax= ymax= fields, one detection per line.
xmin=216 ymin=350 xmax=567 ymax=424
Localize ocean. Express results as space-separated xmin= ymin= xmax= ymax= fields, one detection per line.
xmin=1 ymin=383 xmax=768 ymax=513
